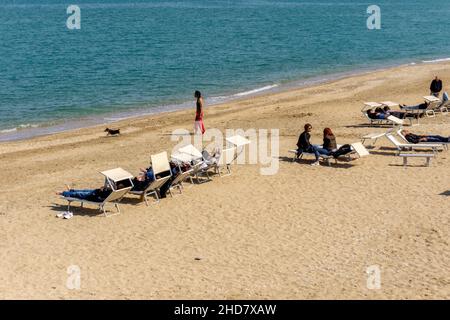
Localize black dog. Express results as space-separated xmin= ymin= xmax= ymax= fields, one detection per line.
xmin=104 ymin=128 xmax=121 ymax=136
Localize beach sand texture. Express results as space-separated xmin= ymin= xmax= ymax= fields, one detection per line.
xmin=0 ymin=62 xmax=449 ymax=299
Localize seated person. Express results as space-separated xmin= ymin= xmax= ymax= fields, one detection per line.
xmin=368 ymin=107 xmax=415 ymax=120
xmin=131 ymin=166 xmax=155 ymax=192
xmin=297 ymin=123 xmax=329 ymax=166
xmin=323 ymin=128 xmax=337 ymax=152
xmin=367 ymin=107 xmax=389 ymax=119
xmin=401 ymin=130 xmax=450 ymax=144
xmin=322 ymin=128 xmax=354 ymax=159
xmin=201 ymin=147 xmax=221 ymax=168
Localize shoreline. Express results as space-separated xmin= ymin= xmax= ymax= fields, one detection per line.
xmin=1 ymin=56 xmax=448 ymax=143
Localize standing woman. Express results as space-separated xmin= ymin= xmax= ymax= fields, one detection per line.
xmin=194 ymin=90 xmax=205 ymax=135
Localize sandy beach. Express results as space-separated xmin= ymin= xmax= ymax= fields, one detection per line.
xmin=0 ymin=62 xmax=449 ymax=299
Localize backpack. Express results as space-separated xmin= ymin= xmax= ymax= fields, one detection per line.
xmin=331 ymin=144 xmax=352 ymax=158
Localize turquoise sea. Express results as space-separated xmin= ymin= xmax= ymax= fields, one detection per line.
xmin=1 ymin=0 xmax=450 ymax=140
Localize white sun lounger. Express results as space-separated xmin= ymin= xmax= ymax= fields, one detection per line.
xmin=423 ymin=95 xmax=449 ymax=116
xmin=168 ymin=167 xmax=194 ymax=196
xmin=212 ymin=147 xmax=237 ymax=176
xmin=361 ymin=132 xmax=387 ymax=146
xmin=226 ymin=135 xmax=251 ymax=148
xmin=385 ymin=133 xmax=444 ymax=155
xmin=176 ymin=144 xmax=212 ymax=183
xmin=396 ymin=129 xmax=449 ymax=151
xmin=398 ymin=153 xmax=435 ymax=167
xmin=362 ymin=103 xmax=411 ymax=126
xmin=419 ymin=95 xmax=446 ymax=117
xmin=438 ymin=99 xmax=449 ymax=114
xmin=129 ymin=151 xmax=172 ymax=205
xmin=61 ymin=168 xmax=134 ymax=217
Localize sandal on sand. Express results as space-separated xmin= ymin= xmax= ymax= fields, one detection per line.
xmin=63 ymin=212 xmax=73 ymax=219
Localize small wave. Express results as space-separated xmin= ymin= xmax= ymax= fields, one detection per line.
xmin=233 ymin=84 xmax=279 ymax=97
xmin=103 ymin=117 xmax=128 ymax=122
xmin=0 ymin=128 xmax=17 ymax=133
xmin=0 ymin=123 xmax=39 ymax=134
xmin=422 ymin=57 xmax=450 ymax=64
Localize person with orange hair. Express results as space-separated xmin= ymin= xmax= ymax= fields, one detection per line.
xmin=322 ymin=128 xmax=337 ymax=152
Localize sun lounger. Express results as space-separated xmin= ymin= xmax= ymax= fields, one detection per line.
xmin=225 ymin=134 xmax=251 ymax=163
xmin=385 ymin=133 xmax=444 ymax=155
xmin=226 ymin=135 xmax=251 ymax=148
xmin=129 ymin=151 xmax=172 ymax=205
xmin=178 ymin=144 xmax=203 ymax=160
xmin=396 ymin=129 xmax=449 ymax=151
xmin=422 ymin=95 xmax=446 ymax=117
xmin=289 ymin=142 xmax=369 ymax=166
xmin=168 ymin=167 xmax=194 ymax=196
xmin=171 ymin=150 xmax=204 ymax=185
xmin=175 ymin=144 xmax=212 ymax=183
xmin=361 ymin=132 xmax=387 ymax=146
xmin=380 ymin=101 xmax=400 ymax=108
xmin=61 ymin=168 xmax=134 ymax=217
xmin=361 ymin=102 xmax=388 ymax=126
xmin=212 ymin=147 xmax=236 ymax=176
xmin=398 ymin=153 xmax=435 ymax=167
xmin=361 ymin=102 xmax=411 ymax=126
xmin=438 ymin=99 xmax=449 ymax=115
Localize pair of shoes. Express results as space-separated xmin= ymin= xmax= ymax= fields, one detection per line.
xmin=310 ymin=161 xmax=320 ymax=166
xmin=56 ymin=211 xmax=73 ymax=219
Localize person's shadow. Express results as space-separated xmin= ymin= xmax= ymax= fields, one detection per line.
xmin=439 ymin=191 xmax=450 ymax=196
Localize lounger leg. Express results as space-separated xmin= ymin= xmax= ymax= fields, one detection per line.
xmin=101 ymin=205 xmax=107 ymax=217
xmin=115 ymin=203 xmax=120 ymax=214
xmin=426 ymin=157 xmax=431 ymax=167
xmin=403 ymin=157 xmax=407 ymax=168
xmin=169 ymin=188 xmax=174 ymax=198
xmin=143 ymin=193 xmax=149 ymax=206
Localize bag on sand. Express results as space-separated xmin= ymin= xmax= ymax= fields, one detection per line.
xmin=330 ymin=144 xmax=352 ymax=158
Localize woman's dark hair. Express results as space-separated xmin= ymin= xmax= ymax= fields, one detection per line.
xmin=194 ymin=90 xmax=202 ymax=98
xmin=304 ymin=123 xmax=312 ymax=131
